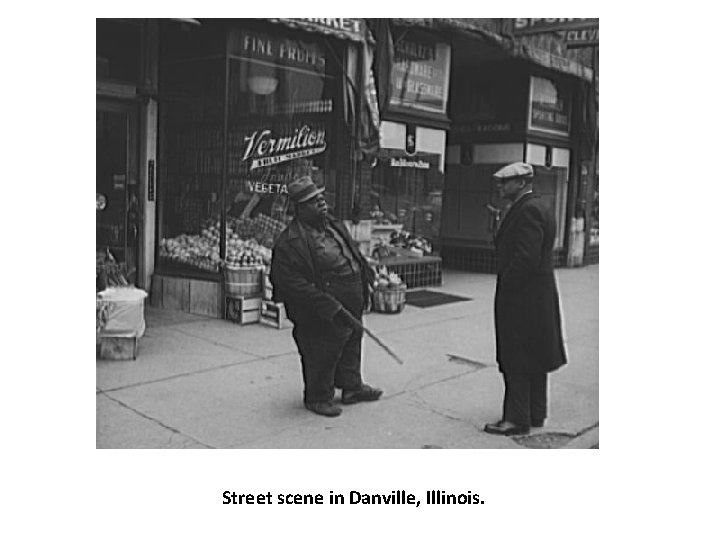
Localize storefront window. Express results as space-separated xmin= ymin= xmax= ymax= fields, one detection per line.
xmin=96 ymin=19 xmax=142 ymax=84
xmin=226 ymin=27 xmax=339 ymax=250
xmin=370 ymin=154 xmax=443 ymax=244
xmin=589 ymin=175 xmax=599 ymax=245
xmin=528 ymin=76 xmax=571 ymax=135
xmin=157 ymin=22 xmax=341 ymax=276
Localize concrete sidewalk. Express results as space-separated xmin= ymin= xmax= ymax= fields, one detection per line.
xmin=96 ymin=265 xmax=598 ymax=449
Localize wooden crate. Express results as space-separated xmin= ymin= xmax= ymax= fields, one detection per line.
xmin=225 ymin=296 xmax=261 ymax=325
xmin=260 ymin=300 xmax=289 ymax=329
xmin=100 ymin=336 xmax=138 ymax=360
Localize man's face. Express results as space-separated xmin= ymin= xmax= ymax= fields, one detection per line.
xmin=297 ymin=193 xmax=328 ymax=224
xmin=496 ymin=176 xmax=527 ymax=201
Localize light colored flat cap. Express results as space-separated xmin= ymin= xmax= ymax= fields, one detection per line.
xmin=492 ymin=162 xmax=534 ymax=180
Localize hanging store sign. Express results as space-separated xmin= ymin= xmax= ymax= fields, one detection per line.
xmin=528 ymin=76 xmax=571 ymax=135
xmin=269 ymin=18 xmax=366 ymax=42
xmin=563 ymin=26 xmax=599 ymax=48
xmin=389 ymin=32 xmax=451 ymax=116
xmin=241 ymin=124 xmax=327 ymax=171
xmin=513 ymin=18 xmax=599 ymax=35
xmin=390 ymin=157 xmax=430 ymax=169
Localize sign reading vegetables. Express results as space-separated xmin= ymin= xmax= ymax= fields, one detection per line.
xmin=389 ymin=33 xmax=451 ymax=116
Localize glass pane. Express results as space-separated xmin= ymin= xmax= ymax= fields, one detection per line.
xmin=158 ymin=57 xmax=225 ymax=275
xmin=225 ymin=27 xmax=339 ymax=257
xmin=370 ymin=156 xmax=443 ymax=253
xmin=96 ymin=109 xmax=128 ymax=263
xmin=96 ymin=19 xmax=142 ymax=84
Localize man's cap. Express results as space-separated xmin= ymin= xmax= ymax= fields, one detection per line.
xmin=492 ymin=162 xmax=534 ymax=181
xmin=288 ymin=176 xmax=325 ymax=204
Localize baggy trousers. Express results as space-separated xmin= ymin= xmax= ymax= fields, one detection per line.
xmin=502 ymin=372 xmax=548 ymax=426
xmin=292 ymin=274 xmax=364 ymax=403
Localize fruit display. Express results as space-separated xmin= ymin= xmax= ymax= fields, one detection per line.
xmin=159 ymin=217 xmax=274 ymax=272
xmin=374 ymin=265 xmax=404 ymax=290
xmin=96 ymin=248 xmax=130 ymax=290
xmin=389 ymin=230 xmax=433 ymax=255
xmin=372 ymin=265 xmax=406 ymax=314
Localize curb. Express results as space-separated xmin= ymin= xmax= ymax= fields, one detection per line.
xmin=563 ymin=425 xmax=599 ymax=449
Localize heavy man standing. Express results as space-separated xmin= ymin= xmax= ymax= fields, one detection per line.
xmin=270 ymin=176 xmax=383 ymax=417
xmin=484 ymin=162 xmax=567 ymax=436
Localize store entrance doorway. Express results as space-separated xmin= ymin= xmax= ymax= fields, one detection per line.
xmin=96 ymin=100 xmax=140 ymax=285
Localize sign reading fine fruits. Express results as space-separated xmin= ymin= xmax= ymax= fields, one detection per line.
xmin=513 ymin=18 xmax=599 ymax=35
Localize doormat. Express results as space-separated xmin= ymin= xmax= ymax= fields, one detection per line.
xmin=404 ymin=290 xmax=472 ymax=308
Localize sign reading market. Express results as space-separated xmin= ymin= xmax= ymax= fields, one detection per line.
xmin=389 ymin=31 xmax=451 ymax=117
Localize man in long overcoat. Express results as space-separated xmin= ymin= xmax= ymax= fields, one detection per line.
xmin=270 ymin=176 xmax=382 ymax=417
xmin=484 ymin=162 xmax=568 ymax=436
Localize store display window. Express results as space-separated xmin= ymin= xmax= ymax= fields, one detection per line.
xmin=157 ymin=22 xmax=342 ymax=277
xmin=528 ymin=76 xmax=572 ymax=136
xmin=370 ymin=153 xmax=444 ymax=251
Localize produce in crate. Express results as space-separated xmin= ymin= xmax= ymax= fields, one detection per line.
xmin=374 ymin=265 xmax=403 ymax=289
xmin=389 ymin=231 xmax=433 ymax=255
xmin=159 ymin=218 xmax=274 ymax=272
xmin=372 ymin=265 xmax=406 ymax=313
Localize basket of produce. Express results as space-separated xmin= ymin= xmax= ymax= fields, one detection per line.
xmin=372 ymin=266 xmax=406 ymax=314
xmin=223 ymin=250 xmax=264 ymax=298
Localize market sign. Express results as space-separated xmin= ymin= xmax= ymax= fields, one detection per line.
xmin=241 ymin=124 xmax=327 ymax=171
xmin=513 ymin=18 xmax=599 ymax=35
xmin=389 ymin=32 xmax=451 ymax=116
xmin=269 ymin=18 xmax=366 ymax=42
xmin=528 ymin=76 xmax=571 ymax=135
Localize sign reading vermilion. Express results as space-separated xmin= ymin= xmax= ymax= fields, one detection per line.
xmin=513 ymin=18 xmax=599 ymax=35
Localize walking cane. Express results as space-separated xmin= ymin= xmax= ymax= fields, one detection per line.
xmin=341 ymin=307 xmax=404 ymax=365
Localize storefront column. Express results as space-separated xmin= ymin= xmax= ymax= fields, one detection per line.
xmin=139 ymin=98 xmax=157 ymax=290
xmin=138 ymin=19 xmax=159 ymax=291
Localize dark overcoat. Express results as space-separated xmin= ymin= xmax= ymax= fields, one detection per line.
xmin=270 ymin=216 xmax=374 ymax=324
xmin=494 ymin=192 xmax=567 ymax=374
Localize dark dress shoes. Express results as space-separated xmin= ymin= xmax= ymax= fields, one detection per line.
xmin=483 ymin=421 xmax=530 ymax=436
xmin=341 ymin=384 xmax=383 ymax=404
xmin=305 ymin=401 xmax=342 ymax=417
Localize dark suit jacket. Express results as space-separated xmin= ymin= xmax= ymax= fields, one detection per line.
xmin=270 ymin=216 xmax=374 ymax=325
xmin=494 ymin=192 xmax=567 ymax=374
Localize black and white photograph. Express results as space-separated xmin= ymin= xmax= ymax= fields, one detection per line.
xmin=95 ymin=17 xmax=599 ymax=450
xmin=8 ymin=7 xmax=720 ymax=540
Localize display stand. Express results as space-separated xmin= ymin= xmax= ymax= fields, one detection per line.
xmin=371 ymin=255 xmax=442 ymax=289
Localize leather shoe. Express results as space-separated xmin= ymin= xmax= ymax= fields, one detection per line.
xmin=341 ymin=384 xmax=383 ymax=404
xmin=304 ymin=401 xmax=342 ymax=417
xmin=483 ymin=421 xmax=529 ymax=436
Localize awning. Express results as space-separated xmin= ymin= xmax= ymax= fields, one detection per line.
xmin=267 ymin=18 xmax=369 ymax=43
xmin=393 ymin=18 xmax=593 ymax=82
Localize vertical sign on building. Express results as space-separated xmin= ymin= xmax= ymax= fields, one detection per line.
xmin=147 ymin=159 xmax=155 ymax=201
xmin=405 ymin=124 xmax=417 ymax=155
